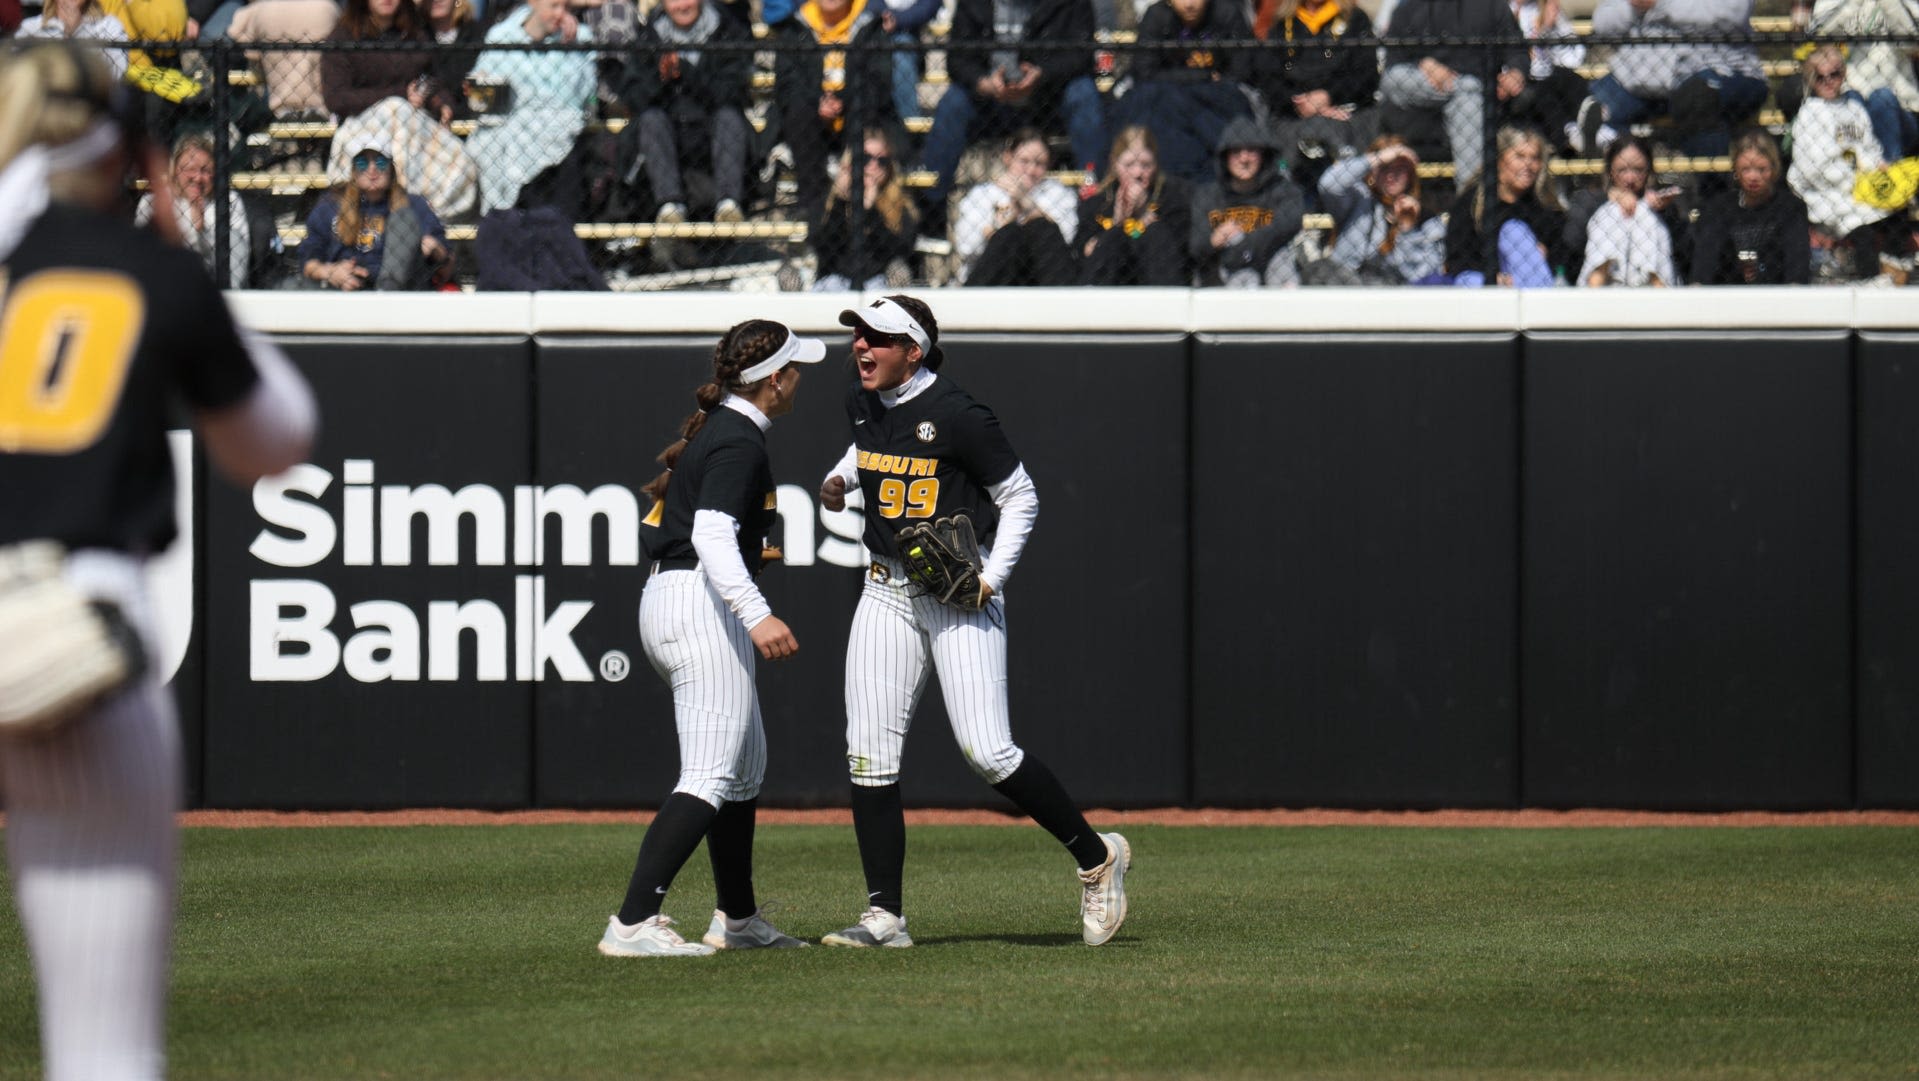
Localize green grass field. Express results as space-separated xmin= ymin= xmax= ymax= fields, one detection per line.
xmin=3 ymin=824 xmax=1917 ymax=1080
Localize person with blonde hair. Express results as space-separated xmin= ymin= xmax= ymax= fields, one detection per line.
xmin=1692 ymin=128 xmax=1810 ymax=284
xmin=810 ymin=127 xmax=918 ymax=291
xmin=1078 ymin=125 xmax=1192 ymax=285
xmin=133 ymin=131 xmax=253 ymax=287
xmin=13 ymin=0 xmax=131 ymax=78
xmin=1789 ymin=46 xmax=1912 ymax=279
xmin=295 ymin=132 xmax=451 ymax=289
xmin=0 ymin=41 xmax=314 ymax=1081
xmin=1443 ymin=124 xmax=1565 ymax=286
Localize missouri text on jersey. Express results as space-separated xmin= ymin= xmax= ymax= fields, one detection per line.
xmin=857 ymin=451 xmax=940 ymax=477
xmin=245 ymin=459 xmax=869 ymax=683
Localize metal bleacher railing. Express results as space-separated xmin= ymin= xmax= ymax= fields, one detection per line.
xmin=90 ymin=13 xmax=1919 ymax=291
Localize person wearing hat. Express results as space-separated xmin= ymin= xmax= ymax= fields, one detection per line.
xmin=599 ymin=319 xmax=825 ymax=958
xmin=294 ymin=132 xmax=451 ymax=290
xmin=816 ymin=295 xmax=1132 ymax=950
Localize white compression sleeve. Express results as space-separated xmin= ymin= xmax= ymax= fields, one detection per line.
xmin=980 ymin=464 xmax=1037 ymax=595
xmin=691 ymin=509 xmax=773 ymax=630
xmin=197 ymin=326 xmax=317 ymax=484
xmin=823 ymin=444 xmax=863 ymax=509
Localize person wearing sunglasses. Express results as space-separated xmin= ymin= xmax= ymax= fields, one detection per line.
xmin=1788 ymin=45 xmax=1914 ymax=281
xmin=809 ymin=127 xmax=917 ymax=291
xmin=296 ymin=134 xmax=452 ymax=290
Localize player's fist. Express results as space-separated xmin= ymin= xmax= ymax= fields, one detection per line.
xmin=750 ymin=616 xmax=798 ymax=660
xmin=821 ymin=475 xmax=848 ymax=512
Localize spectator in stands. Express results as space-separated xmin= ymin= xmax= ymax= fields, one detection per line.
xmin=1443 ymin=124 xmax=1565 ymax=285
xmin=135 ymin=131 xmax=252 ymax=287
xmin=1570 ymin=134 xmax=1679 ymax=285
xmin=321 ymin=0 xmax=444 ymax=121
xmin=1115 ymin=0 xmax=1257 ymax=183
xmin=620 ymin=0 xmax=754 ymax=231
xmin=100 ymin=0 xmax=191 ymax=92
xmin=15 ymin=0 xmax=131 ymax=79
xmin=953 ymin=127 xmax=1079 ymax=285
xmin=1309 ymin=134 xmax=1447 ymax=284
xmin=322 ymin=0 xmax=485 ymax=217
xmin=467 ymin=0 xmax=599 ymax=216
xmin=1250 ymin=0 xmax=1380 ymax=200
xmin=230 ymin=0 xmax=342 ymax=120
xmin=770 ymin=0 xmax=898 ymax=215
xmin=1574 ymin=0 xmax=1766 ymax=160
xmin=1789 ymin=46 xmax=1912 ymax=280
xmin=1378 ymin=0 xmax=1527 ymax=186
xmin=811 ymin=127 xmax=918 ymax=290
xmin=296 ymin=133 xmax=454 ymax=289
xmin=570 ymin=0 xmax=639 ymax=108
xmin=1691 ymin=128 xmax=1810 ymax=284
xmin=1189 ymin=116 xmax=1304 ymax=286
xmin=880 ymin=0 xmax=942 ymax=121
xmin=1506 ymin=0 xmax=1587 ymax=154
xmin=1786 ymin=0 xmax=1918 ymax=160
xmin=1078 ymin=124 xmax=1192 ymax=284
xmin=919 ymin=0 xmax=1104 ymax=229
xmin=427 ymin=0 xmax=492 ymax=120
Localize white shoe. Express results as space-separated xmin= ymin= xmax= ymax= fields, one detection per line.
xmin=597 ymin=914 xmax=716 ymax=957
xmin=1078 ymin=832 xmax=1131 ymax=946
xmin=821 ymin=906 xmax=914 ymax=948
xmin=714 ymin=198 xmax=744 ymax=224
xmin=703 ymin=908 xmax=808 ymax=949
xmin=653 ymin=202 xmax=687 ymax=265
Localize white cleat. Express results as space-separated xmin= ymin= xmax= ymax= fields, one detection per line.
xmin=703 ymin=908 xmax=809 ymax=949
xmin=597 ymin=914 xmax=717 ymax=957
xmin=820 ymin=906 xmax=914 ymax=948
xmin=1079 ymin=832 xmax=1132 ymax=946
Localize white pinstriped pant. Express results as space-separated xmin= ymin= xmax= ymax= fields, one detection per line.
xmin=1 ymin=552 xmax=178 ymax=1081
xmin=638 ymin=569 xmax=767 ymax=808
xmin=844 ymin=559 xmax=1023 ymax=787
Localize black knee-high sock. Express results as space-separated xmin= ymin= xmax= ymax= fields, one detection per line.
xmin=706 ymin=797 xmax=759 ymax=921
xmin=992 ymin=757 xmax=1108 ymax=870
xmin=849 ymin=782 xmax=905 ymax=917
xmin=616 ymin=793 xmax=718 ymax=925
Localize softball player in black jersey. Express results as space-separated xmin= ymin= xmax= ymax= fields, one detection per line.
xmin=817 ymin=295 xmax=1131 ymax=948
xmin=598 ymin=320 xmax=826 ymax=958
xmin=0 ymin=43 xmax=316 ymax=1081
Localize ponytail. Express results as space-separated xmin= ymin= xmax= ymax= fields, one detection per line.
xmin=641 ymin=319 xmax=790 ymax=502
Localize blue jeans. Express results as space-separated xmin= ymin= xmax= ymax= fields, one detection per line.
xmin=891 ymin=31 xmax=923 ymax=121
xmin=1862 ymin=87 xmax=1918 ymax=161
xmin=921 ymin=75 xmax=1107 ymax=198
xmin=1588 ymin=69 xmax=1769 ymax=158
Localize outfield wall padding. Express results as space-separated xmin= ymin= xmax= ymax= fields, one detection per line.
xmin=171 ymin=295 xmax=1917 ymax=809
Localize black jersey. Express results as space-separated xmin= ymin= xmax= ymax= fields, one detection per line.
xmin=0 ymin=203 xmax=259 ymax=553
xmin=641 ymin=405 xmax=777 ymax=575
xmin=848 ymin=375 xmax=1020 ymax=562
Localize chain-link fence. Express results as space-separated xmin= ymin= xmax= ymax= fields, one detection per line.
xmin=16 ymin=0 xmax=1915 ymax=290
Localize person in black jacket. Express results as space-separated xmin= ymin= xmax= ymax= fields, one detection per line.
xmin=918 ymin=0 xmax=1106 ymax=228
xmin=1251 ymin=0 xmax=1379 ymax=199
xmin=1114 ymin=0 xmax=1259 ymax=183
xmin=1079 ymin=124 xmax=1193 ymax=283
xmin=770 ymin=0 xmax=901 ymax=215
xmin=1377 ymin=0 xmax=1527 ymax=185
xmin=812 ymin=127 xmax=920 ymax=290
xmin=1691 ymin=128 xmax=1811 ymax=285
xmin=1188 ymin=115 xmax=1304 ymax=285
xmin=1442 ymin=123 xmax=1566 ymax=285
xmin=621 ymin=0 xmax=755 ymax=225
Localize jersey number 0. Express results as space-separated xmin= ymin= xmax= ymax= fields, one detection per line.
xmin=0 ymin=270 xmax=145 ymax=455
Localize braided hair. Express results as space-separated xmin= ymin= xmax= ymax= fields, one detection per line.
xmin=641 ymin=319 xmax=790 ymax=503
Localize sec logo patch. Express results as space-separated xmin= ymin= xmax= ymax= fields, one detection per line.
xmin=916 ymin=421 xmax=937 ymax=443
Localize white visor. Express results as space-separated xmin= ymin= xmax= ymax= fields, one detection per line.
xmin=838 ymin=297 xmax=932 ymax=359
xmin=739 ymin=329 xmax=828 ymax=383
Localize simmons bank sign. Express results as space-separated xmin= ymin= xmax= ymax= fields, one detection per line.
xmin=151 ymin=439 xmax=868 ymax=685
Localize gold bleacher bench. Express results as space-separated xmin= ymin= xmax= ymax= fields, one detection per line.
xmin=276 ymin=220 xmax=807 ymax=245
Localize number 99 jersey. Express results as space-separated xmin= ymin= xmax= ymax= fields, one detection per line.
xmin=847 ymin=376 xmax=1019 ymax=563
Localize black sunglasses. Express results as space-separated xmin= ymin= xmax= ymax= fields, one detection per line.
xmin=852 ymin=325 xmax=905 ymax=346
